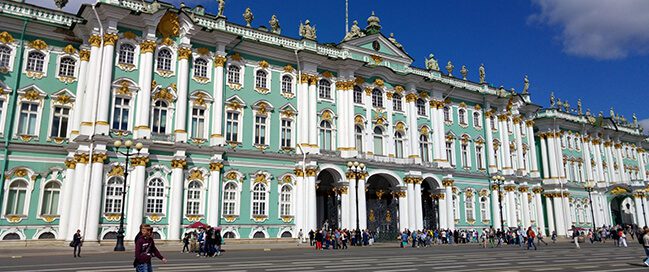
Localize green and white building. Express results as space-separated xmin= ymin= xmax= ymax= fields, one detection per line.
xmin=0 ymin=0 xmax=647 ymax=242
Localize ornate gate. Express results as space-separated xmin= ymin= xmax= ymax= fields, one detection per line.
xmin=366 ymin=191 xmax=399 ymax=242
xmin=422 ymin=195 xmax=438 ymax=230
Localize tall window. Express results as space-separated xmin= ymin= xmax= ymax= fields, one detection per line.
xmin=371 ymin=89 xmax=383 ymax=108
xmin=254 ymin=115 xmax=267 ymax=145
xmin=465 ymin=194 xmax=475 ymax=221
xmin=156 ymin=48 xmax=172 ymax=71
xmin=186 ymin=181 xmax=202 ymax=215
xmin=17 ymin=102 xmax=38 ymax=135
xmin=394 ymin=132 xmax=404 ymax=158
xmin=26 ymin=51 xmax=45 ymax=72
xmin=226 ymin=111 xmax=239 ymax=142
xmin=58 ymin=57 xmax=76 ymax=77
xmin=50 ymin=106 xmax=70 ymax=138
xmin=223 ymin=182 xmax=238 ymax=215
xmin=227 ymin=65 xmax=240 ymax=84
xmin=104 ymin=177 xmax=123 ymax=214
xmin=191 ymin=107 xmax=206 ymax=139
xmin=393 ymin=93 xmax=402 ymax=111
xmin=194 ymin=58 xmax=208 ymax=78
xmin=252 ymin=183 xmax=267 ymax=216
xmin=4 ymin=180 xmax=28 ymax=215
xmin=443 ymin=106 xmax=451 ymax=122
xmin=279 ymin=185 xmax=292 ymax=216
xmin=0 ymin=45 xmax=11 ymax=69
xmin=480 ymin=196 xmax=490 ymax=221
xmin=145 ymin=178 xmax=165 ymax=214
xmin=112 ymin=97 xmax=130 ymax=131
xmin=281 ymin=75 xmax=293 ymax=94
xmin=473 ymin=112 xmax=481 ymax=127
xmin=458 ymin=109 xmax=467 ymax=125
xmin=446 ymin=141 xmax=454 ymax=167
xmin=318 ymin=79 xmax=331 ymax=99
xmin=353 ymin=86 xmax=363 ymax=104
xmin=255 ymin=70 xmax=268 ymax=89
xmin=476 ymin=145 xmax=484 ymax=169
xmin=416 ymin=99 xmax=426 ymax=116
xmin=281 ymin=119 xmax=292 ymax=148
xmin=118 ymin=43 xmax=135 ymax=65
xmin=373 ymin=126 xmax=384 ymax=156
xmin=40 ymin=182 xmax=60 ymax=216
xmin=420 ymin=134 xmax=430 ymax=162
xmin=151 ymin=100 xmax=168 ymax=134
xmin=355 ymin=125 xmax=363 ymax=153
xmin=461 ymin=143 xmax=469 ymax=168
xmin=319 ymin=120 xmax=333 ymax=151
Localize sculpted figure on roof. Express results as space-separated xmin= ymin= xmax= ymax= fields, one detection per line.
xmin=343 ymin=20 xmax=365 ymax=41
xmin=300 ymin=19 xmax=317 ymax=40
xmin=217 ymin=0 xmax=225 ymax=17
xmin=269 ymin=15 xmax=281 ymax=34
xmin=425 ymin=54 xmax=439 ymax=71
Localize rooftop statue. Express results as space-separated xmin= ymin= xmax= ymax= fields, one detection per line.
xmin=556 ymin=98 xmax=563 ymax=111
xmin=633 ymin=113 xmax=638 ymax=127
xmin=388 ymin=33 xmax=402 ymax=49
xmin=365 ymin=11 xmax=381 ymax=35
xmin=523 ymin=75 xmax=529 ymax=94
xmin=445 ymin=61 xmax=454 ymax=77
xmin=460 ymin=65 xmax=468 ymax=80
xmin=269 ymin=15 xmax=281 ymax=34
xmin=479 ymin=63 xmax=486 ymax=83
xmin=217 ymin=0 xmax=225 ymax=17
xmin=243 ymin=7 xmax=253 ymax=27
xmin=299 ymin=20 xmax=317 ymax=40
xmin=564 ymin=100 xmax=570 ymax=113
xmin=55 ymin=0 xmax=68 ymax=9
xmin=577 ymin=99 xmax=583 ymax=115
xmin=343 ymin=20 xmax=365 ymax=41
xmin=550 ymin=92 xmax=555 ymax=108
xmin=610 ymin=107 xmax=615 ymax=118
xmin=598 ymin=111 xmax=604 ymax=118
xmin=586 ymin=108 xmax=592 ymax=116
xmin=425 ymin=54 xmax=439 ymax=71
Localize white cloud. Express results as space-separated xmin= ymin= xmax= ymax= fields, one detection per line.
xmin=639 ymin=118 xmax=649 ymax=133
xmin=529 ymin=0 xmax=649 ymax=60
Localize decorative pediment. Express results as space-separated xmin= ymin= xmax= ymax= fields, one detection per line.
xmin=50 ymin=89 xmax=75 ymax=105
xmin=190 ymin=91 xmax=213 ymax=107
xmin=152 ymin=85 xmax=177 ymax=102
xmin=17 ymin=85 xmax=46 ymax=101
xmin=225 ymin=95 xmax=246 ymax=110
xmin=251 ymin=171 xmax=272 ymax=185
xmin=279 ymin=103 xmax=297 ymax=118
xmin=252 ymin=100 xmax=274 ymax=115
xmin=340 ymin=33 xmax=412 ymax=65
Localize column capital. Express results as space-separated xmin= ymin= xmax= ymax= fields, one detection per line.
xmin=294 ymin=168 xmax=304 ymax=177
xmin=209 ymin=161 xmax=224 ymax=171
xmin=504 ymin=184 xmax=517 ymax=192
xmin=178 ymin=47 xmax=192 ymax=60
xmin=103 ymin=33 xmax=119 ymax=46
xmin=442 ymin=178 xmax=454 ymax=187
xmin=532 ymin=187 xmax=544 ymax=194
xmin=79 ymin=49 xmax=90 ymax=61
xmin=171 ymin=159 xmax=187 ymax=169
xmin=88 ymin=34 xmax=102 ymax=47
xmin=92 ymin=153 xmax=108 ymax=164
xmin=214 ymin=55 xmax=227 ymax=67
xmin=139 ymin=40 xmax=157 ymax=54
xmin=64 ymin=158 xmax=77 ymax=169
xmin=130 ymin=156 xmax=149 ymax=167
xmin=74 ymin=153 xmax=89 ymax=165
xmin=517 ymin=186 xmax=529 ymax=193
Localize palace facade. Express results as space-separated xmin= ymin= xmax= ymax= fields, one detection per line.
xmin=0 ymin=0 xmax=647 ymax=242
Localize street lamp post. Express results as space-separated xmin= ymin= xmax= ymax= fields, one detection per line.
xmin=584 ymin=182 xmax=597 ymax=229
xmin=492 ymin=175 xmax=506 ymax=230
xmin=113 ymin=139 xmax=143 ymax=251
xmin=347 ymin=161 xmax=366 ymax=233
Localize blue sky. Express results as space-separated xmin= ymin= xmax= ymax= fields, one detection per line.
xmin=33 ymin=0 xmax=649 ymax=127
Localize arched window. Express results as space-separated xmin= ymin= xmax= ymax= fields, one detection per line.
xmin=443 ymin=106 xmax=451 ymax=122
xmin=26 ymin=51 xmax=45 ymax=72
xmin=371 ymin=89 xmax=383 ymax=108
xmin=318 ymin=79 xmax=331 ymax=99
xmin=3 ymin=233 xmax=20 ymax=240
xmin=0 ymin=45 xmax=11 ymax=69
xmin=104 ymin=177 xmax=124 ymax=214
xmin=253 ymin=231 xmax=266 ymax=239
xmin=319 ymin=120 xmax=333 ymax=151
xmin=458 ymin=109 xmax=467 ymax=125
xmin=227 ymin=65 xmax=240 ymax=84
xmin=118 ymin=43 xmax=135 ymax=65
xmin=145 ymin=178 xmax=165 ymax=214
xmin=373 ymin=126 xmax=384 ymax=156
xmin=353 ymin=86 xmax=363 ymax=104
xmin=281 ymin=119 xmax=292 ymax=148
xmin=281 ymin=75 xmax=293 ymax=94
xmin=279 ymin=185 xmax=292 ymax=216
xmin=38 ymin=232 xmax=55 ymax=240
xmin=151 ymin=100 xmax=168 ymax=134
xmin=355 ymin=125 xmax=364 ymax=153
xmin=446 ymin=141 xmax=455 ymax=167
xmin=416 ymin=99 xmax=426 ymax=116
xmin=194 ymin=58 xmax=208 ymax=78
xmin=392 ymin=93 xmax=402 ymax=111
xmin=453 ymin=194 xmax=460 ymax=221
xmin=420 ymin=134 xmax=430 ymax=162
xmin=480 ymin=196 xmax=490 ymax=221
xmin=191 ymin=106 xmax=207 ymax=139
xmin=223 ymin=232 xmax=236 ymax=239
xmin=223 ymin=182 xmax=238 ymax=215
xmin=186 ymin=181 xmax=202 ymax=215
xmin=394 ymin=131 xmax=404 ymax=158
xmin=58 ymin=57 xmax=76 ymax=77
xmin=112 ymin=97 xmax=130 ymax=131
xmin=255 ymin=70 xmax=268 ymax=89
xmin=252 ymin=183 xmax=267 ymax=216
xmin=156 ymin=48 xmax=172 ymax=71
xmin=473 ymin=112 xmax=481 ymax=127
xmin=465 ymin=193 xmax=475 ymax=221
xmin=4 ymin=180 xmax=28 ymax=215
xmin=40 ymin=181 xmax=60 ymax=216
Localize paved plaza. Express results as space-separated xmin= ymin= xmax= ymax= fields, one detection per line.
xmin=1 ymin=241 xmax=646 ymax=272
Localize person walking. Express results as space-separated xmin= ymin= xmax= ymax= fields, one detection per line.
xmin=182 ymin=233 xmax=190 ymax=253
xmin=526 ymin=227 xmax=537 ymax=250
xmin=315 ymin=229 xmax=323 ymax=250
xmin=572 ymin=225 xmax=581 ymax=249
xmin=214 ymin=229 xmax=222 ymax=256
xmin=133 ymin=224 xmax=167 ymax=272
xmin=71 ymin=229 xmax=82 ymax=258
xmin=551 ymin=230 xmax=557 ymax=244
xmin=642 ymin=227 xmax=649 ymax=267
xmin=297 ymin=229 xmax=304 ymax=246
xmin=537 ymin=228 xmax=548 ymax=245
xmin=619 ymin=228 xmax=628 ymax=248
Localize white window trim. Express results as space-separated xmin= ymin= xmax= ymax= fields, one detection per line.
xmin=184 ymin=177 xmax=206 ymax=218
xmin=110 ymin=93 xmax=135 ymax=133
xmin=14 ymin=86 xmax=46 ymax=139
xmin=280 ymin=73 xmax=295 ymax=99
xmin=37 ymin=179 xmax=62 ymax=218
xmin=318 ymin=112 xmax=337 ymax=151
xmin=0 ymin=41 xmax=18 ymax=73
xmin=444 ymin=106 xmax=453 ymax=124
xmin=317 ymin=78 xmax=334 ymax=102
xmin=54 ymin=53 xmax=79 ymax=83
xmin=226 ymin=63 xmax=245 ymax=90
xmin=458 ymin=108 xmax=469 ymax=127
xmin=475 ymin=142 xmax=486 ymax=170
xmin=278 ymin=115 xmax=296 ymax=150
xmin=479 ymin=194 xmax=491 ymax=222
xmin=353 ymin=86 xmax=364 ymax=105
xmin=102 ymin=176 xmax=125 ymax=215
xmin=278 ymin=182 xmax=295 ymax=218
xmin=188 ymin=91 xmax=213 ymax=140
xmin=192 ymin=53 xmax=213 ymax=84
xmin=145 ymin=177 xmax=169 ymax=216
xmin=225 ymin=109 xmax=244 ymax=144
xmin=115 ymin=39 xmax=140 ymax=71
xmin=47 ymin=89 xmax=75 ymax=141
xmin=23 ymin=47 xmax=50 ymax=79
xmin=154 ymin=45 xmax=176 ymax=77
xmin=252 ymin=111 xmax=271 ymax=147
xmin=0 ymin=87 xmax=11 ymax=137
xmin=464 ymin=193 xmax=475 ymax=221
xmin=253 ymin=66 xmax=271 ymax=94
xmin=447 ymin=139 xmax=457 ymax=167
xmin=2 ymin=177 xmax=34 ymax=219
xmin=250 ymin=180 xmax=270 ymax=219
xmin=222 ymin=180 xmax=242 ymax=217
xmin=473 ymin=111 xmax=482 ymax=129
xmin=461 ymin=142 xmax=471 ymax=169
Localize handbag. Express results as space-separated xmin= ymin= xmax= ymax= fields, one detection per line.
xmin=69 ymin=241 xmax=75 ymax=247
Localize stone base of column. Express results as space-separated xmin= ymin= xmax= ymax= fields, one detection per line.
xmin=339 ymin=149 xmax=357 ymax=159
xmin=210 ymin=135 xmax=225 ymax=146
xmin=530 ymin=171 xmax=540 ymax=178
xmin=175 ymin=131 xmax=188 ymax=143
xmin=94 ymin=122 xmax=110 ymax=135
xmin=80 ymin=122 xmax=93 ymax=136
xmin=134 ymin=126 xmax=151 ymax=139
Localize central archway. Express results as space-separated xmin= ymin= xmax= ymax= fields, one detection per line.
xmin=422 ymin=177 xmax=441 ymax=230
xmin=316 ymin=169 xmax=341 ymax=230
xmin=365 ymin=173 xmax=400 ymax=241
xmin=611 ymin=195 xmax=635 ymax=226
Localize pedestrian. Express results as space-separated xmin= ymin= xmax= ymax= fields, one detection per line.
xmin=537 ymin=228 xmax=548 ymax=245
xmin=309 ymin=230 xmax=315 ymax=246
xmin=214 ymin=229 xmax=222 ymax=256
xmin=71 ymin=229 xmax=82 ymax=258
xmin=182 ymin=233 xmax=190 ymax=253
xmin=133 ymin=224 xmax=167 ymax=272
xmin=315 ymin=229 xmax=323 ymax=250
xmin=572 ymin=225 xmax=581 ymax=249
xmin=618 ymin=228 xmax=628 ymax=248
xmin=341 ymin=230 xmax=348 ymax=249
xmin=551 ymin=230 xmax=557 ymax=243
xmin=642 ymin=227 xmax=649 ymax=267
xmin=411 ymin=230 xmax=417 ymax=248
xmin=526 ymin=227 xmax=537 ymax=250
xmin=297 ymin=229 xmax=304 ymax=246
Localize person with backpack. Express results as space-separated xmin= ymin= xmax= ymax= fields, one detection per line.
xmin=133 ymin=224 xmax=166 ymax=272
xmin=526 ymin=227 xmax=537 ymax=250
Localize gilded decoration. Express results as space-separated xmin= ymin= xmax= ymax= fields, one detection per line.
xmin=442 ymin=178 xmax=454 ymax=187
xmin=374 ymin=78 xmax=384 ymax=87
xmin=280 ymin=175 xmax=292 ymax=184
xmin=157 ymin=11 xmax=180 ymax=38
xmin=79 ymin=49 xmax=90 ymax=61
xmin=354 ymin=115 xmax=364 ymax=125
xmin=21 ymin=89 xmax=41 ymax=101
xmin=224 ymin=215 xmax=237 ymax=222
xmin=74 ymin=153 xmax=89 ymax=164
xmin=293 ymin=168 xmax=304 ymax=177
xmin=214 ymin=55 xmax=227 ymax=67
xmin=504 ymin=185 xmax=517 ymax=192
xmin=281 ymin=110 xmax=294 ymax=118
xmin=368 ymin=209 xmax=375 ymax=222
xmin=92 ymin=153 xmax=108 ymax=164
xmin=139 ymin=40 xmax=156 ymax=54
xmin=253 ymin=215 xmax=268 ymax=223
xmin=104 ymin=213 xmax=121 ymax=221
xmin=153 ymin=88 xmax=174 ymax=102
xmin=479 ymin=189 xmax=489 ymax=197
xmin=129 ymin=156 xmax=149 ymax=167
xmin=465 ymin=189 xmax=474 ymax=197
xmin=518 ymin=186 xmax=529 ymax=193
xmin=321 ymin=71 xmax=333 ymax=78
xmin=187 ymin=215 xmax=202 ymax=222
xmin=28 ymin=39 xmax=48 ymax=50
xmin=196 ymin=47 xmax=210 ymax=56
xmin=230 ymin=53 xmax=242 ymax=61
xmin=258 ymin=60 xmax=269 ymax=69
xmin=532 ymin=187 xmax=543 ymax=194
xmin=103 ymin=33 xmax=119 ymax=46
xmin=405 ymin=93 xmax=418 ymax=103
xmin=41 ymin=215 xmax=57 ymax=223
xmin=177 ymin=47 xmax=192 ymax=60
xmin=107 ymin=165 xmax=124 ymax=177
xmin=116 ymin=80 xmax=132 ymax=96
xmin=63 ymin=44 xmax=77 ymax=55
xmin=225 ymin=171 xmax=239 ymax=181
xmin=188 ymin=169 xmax=204 ymax=181
xmin=54 ymin=94 xmax=72 ymax=105
xmin=395 ymin=122 xmax=405 ymax=132
xmin=254 ymin=173 xmax=268 ymax=185
xmin=370 ymin=55 xmax=383 ymax=64
xmin=88 ymin=35 xmax=101 ymax=47
xmin=283 ymin=64 xmax=294 ymax=73
xmin=305 ymin=168 xmax=318 ymax=177
xmin=123 ymin=31 xmax=137 ymax=40
xmin=321 ymin=111 xmax=333 ymax=121
xmin=611 ymin=186 xmax=629 ymax=195
xmin=209 ymin=162 xmax=223 ymax=172
xmin=13 ymin=168 xmax=27 ymax=178
xmin=64 ymin=159 xmax=77 ymax=169
xmin=281 ymin=215 xmax=294 ymax=223
xmin=171 ymin=159 xmax=186 ymax=169
xmin=147 ymin=214 xmax=163 ymax=222
xmin=364 ymin=87 xmax=372 ymax=96
xmin=385 ymin=92 xmax=393 ymax=99
xmin=0 ymin=31 xmax=15 ymax=44
xmin=7 ymin=215 xmax=23 ymax=223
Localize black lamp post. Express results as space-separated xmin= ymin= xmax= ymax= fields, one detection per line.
xmin=492 ymin=175 xmax=506 ymax=231
xmin=584 ymin=182 xmax=597 ymax=229
xmin=113 ymin=139 xmax=143 ymax=251
xmin=347 ymin=161 xmax=366 ymax=233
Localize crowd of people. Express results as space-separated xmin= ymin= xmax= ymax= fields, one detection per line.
xmin=297 ymin=228 xmax=375 ymax=250
xmin=181 ymin=226 xmax=223 ymax=257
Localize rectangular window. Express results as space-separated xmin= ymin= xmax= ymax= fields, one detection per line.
xmin=226 ymin=112 xmax=239 ymax=142
xmin=281 ymin=119 xmax=292 ymax=148
xmin=461 ymin=144 xmax=469 ymax=168
xmin=17 ymin=102 xmax=38 ymax=135
xmin=446 ymin=142 xmax=454 ymax=167
xmin=476 ymin=146 xmax=484 ymax=169
xmin=112 ymin=97 xmax=130 ymax=131
xmin=50 ymin=106 xmax=70 ymax=138
xmin=191 ymin=107 xmax=206 ymax=139
xmin=254 ymin=115 xmax=267 ymax=145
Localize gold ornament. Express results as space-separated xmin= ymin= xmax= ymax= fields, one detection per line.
xmin=188 ymin=169 xmax=204 ymax=181
xmin=171 ymin=159 xmax=186 ymax=169
xmin=156 ymin=11 xmax=180 ymax=38
xmin=139 ymin=40 xmax=156 ymax=54
xmin=107 ymin=165 xmax=124 ymax=177
xmin=63 ymin=44 xmax=77 ymax=55
xmin=103 ymin=33 xmax=119 ymax=46
xmin=0 ymin=31 xmax=14 ymax=44
xmin=178 ymin=47 xmax=192 ymax=60
xmin=209 ymin=162 xmax=223 ymax=171
xmin=214 ymin=55 xmax=227 ymax=67
xmin=88 ymin=35 xmax=101 ymax=48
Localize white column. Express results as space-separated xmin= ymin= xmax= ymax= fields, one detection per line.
xmin=485 ymin=112 xmax=496 ymax=172
xmin=605 ymin=142 xmax=615 ymax=183
xmin=58 ymin=158 xmax=77 ymax=240
xmin=307 ymin=169 xmax=317 ymax=230
xmin=547 ymin=134 xmax=559 ymax=180
xmin=335 ymin=81 xmax=347 ymax=151
xmin=414 ymin=180 xmax=424 ymax=230
xmin=583 ymin=137 xmax=594 ymax=181
xmin=520 ymin=186 xmax=531 ymax=228
xmin=505 ymin=184 xmax=517 ymax=227
xmin=553 ymin=194 xmax=566 ymax=236
xmin=546 ymin=195 xmax=556 ymax=235
xmin=80 ymin=36 xmax=101 ymax=136
xmin=405 ymin=91 xmax=420 ymax=163
xmin=513 ymin=117 xmax=525 ymax=174
xmin=174 ymin=46 xmax=191 ymax=142
xmin=308 ymin=79 xmax=318 ymax=152
xmin=206 ymin=162 xmax=222 ymax=227
xmin=491 ymin=185 xmax=501 ymax=230
xmin=210 ymin=55 xmax=226 ymax=146
xmin=294 ymin=168 xmax=305 ymax=234
xmin=67 ymin=154 xmax=88 ymax=240
xmin=347 ymin=175 xmax=358 ymax=230
xmin=498 ymin=115 xmax=512 ymax=175
xmin=135 ymin=40 xmax=155 ymax=139
xmin=444 ymin=179 xmax=455 ymax=230
xmin=533 ymin=189 xmax=546 ymax=235
xmin=436 ymin=103 xmax=449 ymax=166
xmin=639 ymin=149 xmax=647 ymax=181
xmin=95 ymin=33 xmax=118 ymax=135
xmin=358 ymin=178 xmax=367 ymax=230
xmin=126 ymin=158 xmax=147 ymax=240
xmin=340 ymin=184 xmax=350 ymax=230
xmin=167 ymin=159 xmax=184 ymax=241
xmin=70 ymin=49 xmax=89 ymax=138
xmin=84 ymin=153 xmax=107 ymax=241
xmin=526 ymin=121 xmax=539 ymax=177
xmin=540 ymin=135 xmax=550 ymax=179
xmin=615 ymin=144 xmax=626 ymax=182
xmin=406 ymin=179 xmax=416 ymax=230
xmin=296 ymin=77 xmax=309 ymax=151
xmin=385 ymin=92 xmax=395 ymax=157
xmin=562 ymin=195 xmax=572 ymax=229
xmin=398 ymin=192 xmax=408 ymax=231
xmin=438 ymin=194 xmax=447 ymax=229
xmin=643 ymin=197 xmax=649 ymax=227
xmin=593 ymin=140 xmax=605 ymax=183
xmin=634 ymin=193 xmax=646 ymax=227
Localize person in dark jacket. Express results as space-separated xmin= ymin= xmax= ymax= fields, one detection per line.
xmin=72 ymin=229 xmax=82 ymax=258
xmin=134 ymin=224 xmax=166 ymax=272
xmin=214 ymin=229 xmax=222 ymax=256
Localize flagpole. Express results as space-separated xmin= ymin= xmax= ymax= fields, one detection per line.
xmin=345 ymin=0 xmax=349 ymax=33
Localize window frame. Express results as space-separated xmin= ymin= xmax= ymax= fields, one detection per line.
xmin=416 ymin=98 xmax=426 ymax=116
xmin=185 ymin=180 xmax=204 ymax=216
xmin=103 ymin=177 xmax=124 ymax=214
xmin=150 ymin=99 xmax=171 ymax=135
xmin=373 ymin=126 xmax=384 ymax=156
xmin=0 ymin=43 xmax=17 ymax=73
xmin=56 ymin=55 xmax=77 ymax=80
xmin=24 ymin=50 xmax=47 ymax=74
xmin=49 ymin=105 xmax=71 ymax=139
xmin=319 ymin=119 xmax=334 ymax=151
xmin=3 ymin=178 xmax=32 ymax=217
xmin=353 ymin=86 xmax=363 ymax=104
xmin=278 ymin=184 xmax=294 ymax=217
xmin=145 ymin=178 xmax=167 ymax=215
xmin=222 ymin=181 xmax=241 ymax=217
xmin=317 ymin=79 xmax=333 ymax=101
xmin=392 ymin=93 xmax=403 ymax=112
xmin=280 ymin=74 xmax=294 ymax=95
xmin=225 ymin=110 xmax=242 ymax=143
xmin=394 ymin=131 xmax=404 ymax=159
xmin=192 ymin=57 xmax=210 ymax=81
xmin=154 ymin=46 xmax=176 ymax=77
xmin=371 ymin=88 xmax=384 ymax=108
xmin=15 ymin=100 xmax=41 ymax=137
xmin=251 ymin=182 xmax=269 ymax=217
